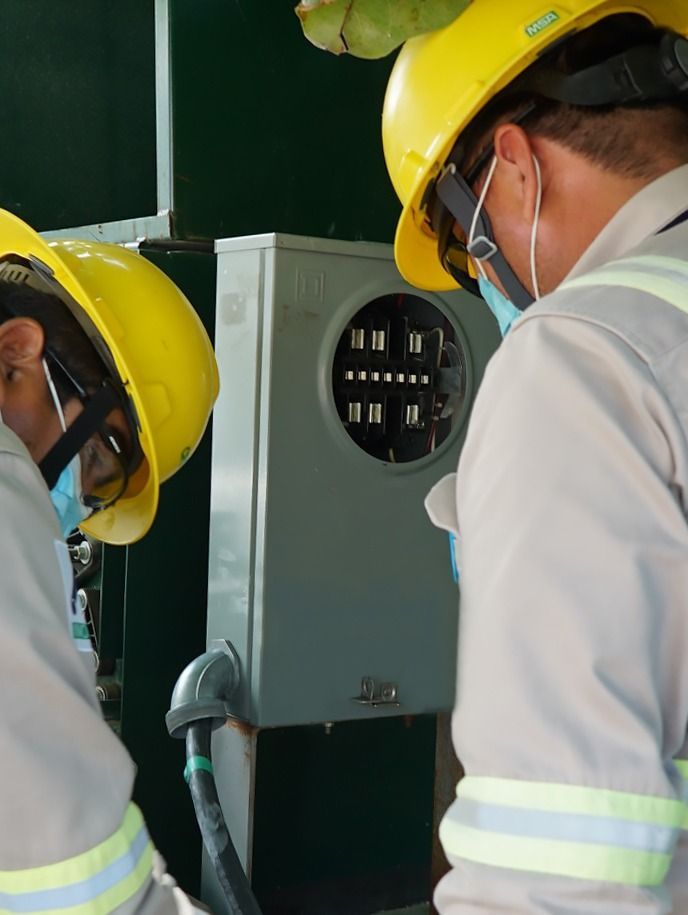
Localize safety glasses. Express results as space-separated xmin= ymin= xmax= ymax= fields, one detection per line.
xmin=45 ymin=351 xmax=143 ymax=512
xmin=431 ymin=152 xmax=496 ymax=298
xmin=428 ymin=103 xmax=538 ymax=296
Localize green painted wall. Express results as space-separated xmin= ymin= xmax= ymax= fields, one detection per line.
xmin=166 ymin=9 xmax=436 ymax=909
xmin=253 ymin=718 xmax=436 ymax=915
xmin=0 ymin=1 xmax=156 ymax=229
xmin=170 ymin=0 xmax=400 ymax=244
xmin=166 ymin=9 xmax=437 ymax=908
xmin=1 ymin=3 xmax=443 ymax=909
xmin=122 ymin=248 xmax=217 ymax=896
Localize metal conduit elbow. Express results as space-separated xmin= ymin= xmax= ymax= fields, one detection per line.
xmin=166 ymin=639 xmax=241 ymax=739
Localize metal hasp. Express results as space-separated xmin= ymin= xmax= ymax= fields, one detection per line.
xmin=166 ymin=640 xmax=241 ymax=738
xmin=352 ymin=677 xmax=401 ymax=708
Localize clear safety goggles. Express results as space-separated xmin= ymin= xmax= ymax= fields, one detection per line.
xmin=45 ymin=350 xmax=143 ymax=512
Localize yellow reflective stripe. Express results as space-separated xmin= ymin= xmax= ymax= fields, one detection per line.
xmin=604 ymin=255 xmax=688 ymax=280
xmin=674 ymin=759 xmax=688 ymax=830
xmin=0 ymin=803 xmax=153 ymax=914
xmin=674 ymin=760 xmax=688 ymax=780
xmin=3 ymin=845 xmax=155 ymax=915
xmin=0 ymin=803 xmax=145 ymax=892
xmin=440 ymin=815 xmax=672 ymax=886
xmin=441 ymin=777 xmax=685 ymax=886
xmin=563 ymin=270 xmax=688 ymax=315
xmin=561 ymin=254 xmax=688 ymax=314
xmin=458 ymin=777 xmax=686 ymax=828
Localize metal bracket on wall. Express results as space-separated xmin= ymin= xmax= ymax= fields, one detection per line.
xmin=41 ymin=211 xmax=173 ymax=245
xmin=154 ymin=0 xmax=173 ymax=215
xmin=352 ymin=677 xmax=401 ymax=708
xmin=41 ymin=0 xmax=174 ymax=246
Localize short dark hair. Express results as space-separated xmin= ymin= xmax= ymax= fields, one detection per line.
xmin=0 ymin=279 xmax=107 ymax=403
xmin=461 ymin=14 xmax=688 ymax=181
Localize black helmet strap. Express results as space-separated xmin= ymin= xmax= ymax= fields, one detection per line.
xmin=519 ymin=33 xmax=688 ymax=107
xmin=435 ymin=166 xmax=534 ymax=310
xmin=39 ymin=382 xmax=121 ymax=491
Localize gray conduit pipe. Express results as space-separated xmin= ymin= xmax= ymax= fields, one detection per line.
xmin=166 ymin=642 xmax=262 ymax=915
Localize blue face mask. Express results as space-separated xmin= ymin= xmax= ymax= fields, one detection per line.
xmin=478 ymin=276 xmax=522 ymax=337
xmin=50 ymin=453 xmax=91 ymax=539
xmin=468 ymin=154 xmax=543 ymax=337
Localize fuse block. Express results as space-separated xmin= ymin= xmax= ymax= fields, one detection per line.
xmin=333 ymin=293 xmax=466 ymax=463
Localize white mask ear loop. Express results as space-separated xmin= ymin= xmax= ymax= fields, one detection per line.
xmin=468 ymin=155 xmax=499 ymax=280
xmin=530 ymin=155 xmax=543 ymax=301
xmin=43 ymin=359 xmax=67 ymax=433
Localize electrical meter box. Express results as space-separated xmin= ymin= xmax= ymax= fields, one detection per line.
xmin=208 ymin=234 xmax=498 ymax=727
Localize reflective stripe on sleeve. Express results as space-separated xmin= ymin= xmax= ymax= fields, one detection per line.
xmin=439 ymin=776 xmax=685 ymax=886
xmin=561 ymin=255 xmax=688 ymax=315
xmin=673 ymin=760 xmax=688 ymax=781
xmin=673 ymin=759 xmax=688 ymax=827
xmin=0 ymin=803 xmax=153 ymax=915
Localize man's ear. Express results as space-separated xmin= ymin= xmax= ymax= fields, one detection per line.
xmin=0 ymin=318 xmax=45 ymax=372
xmin=493 ymin=123 xmax=540 ymax=221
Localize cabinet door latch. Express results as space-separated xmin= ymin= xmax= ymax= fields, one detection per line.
xmin=352 ymin=677 xmax=400 ymax=708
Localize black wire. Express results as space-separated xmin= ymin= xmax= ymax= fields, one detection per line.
xmin=185 ymin=723 xmax=263 ymax=915
xmin=141 ymin=239 xmax=215 ymax=254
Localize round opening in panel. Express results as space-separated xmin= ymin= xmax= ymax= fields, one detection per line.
xmin=332 ymin=293 xmax=468 ymax=464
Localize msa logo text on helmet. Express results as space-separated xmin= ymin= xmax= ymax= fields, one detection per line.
xmin=525 ymin=11 xmax=560 ymax=38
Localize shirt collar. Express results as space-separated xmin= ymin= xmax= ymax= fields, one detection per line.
xmin=565 ymin=164 xmax=688 ymax=282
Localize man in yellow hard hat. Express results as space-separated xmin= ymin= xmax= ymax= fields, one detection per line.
xmin=0 ymin=210 xmax=218 ymax=913
xmin=383 ymin=2 xmax=688 ymax=912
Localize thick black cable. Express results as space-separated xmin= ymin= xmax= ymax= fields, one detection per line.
xmin=185 ymin=723 xmax=263 ymax=915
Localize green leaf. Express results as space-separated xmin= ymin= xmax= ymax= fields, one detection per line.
xmin=295 ymin=0 xmax=471 ymax=59
xmin=295 ymin=0 xmax=351 ymax=56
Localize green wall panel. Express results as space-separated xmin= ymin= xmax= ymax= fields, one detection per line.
xmin=252 ymin=717 xmax=436 ymax=915
xmin=0 ymin=0 xmax=156 ymax=231
xmin=170 ymin=0 xmax=400 ymax=243
xmin=0 ymin=6 xmax=450 ymax=907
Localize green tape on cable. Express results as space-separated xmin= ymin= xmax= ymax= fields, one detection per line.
xmin=184 ymin=755 xmax=214 ymax=784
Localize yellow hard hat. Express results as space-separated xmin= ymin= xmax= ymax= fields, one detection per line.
xmin=383 ymin=0 xmax=688 ymax=291
xmin=0 ymin=209 xmax=219 ymax=545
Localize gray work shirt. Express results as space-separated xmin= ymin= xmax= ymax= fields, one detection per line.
xmin=427 ymin=164 xmax=688 ymax=914
xmin=0 ymin=422 xmax=193 ymax=912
